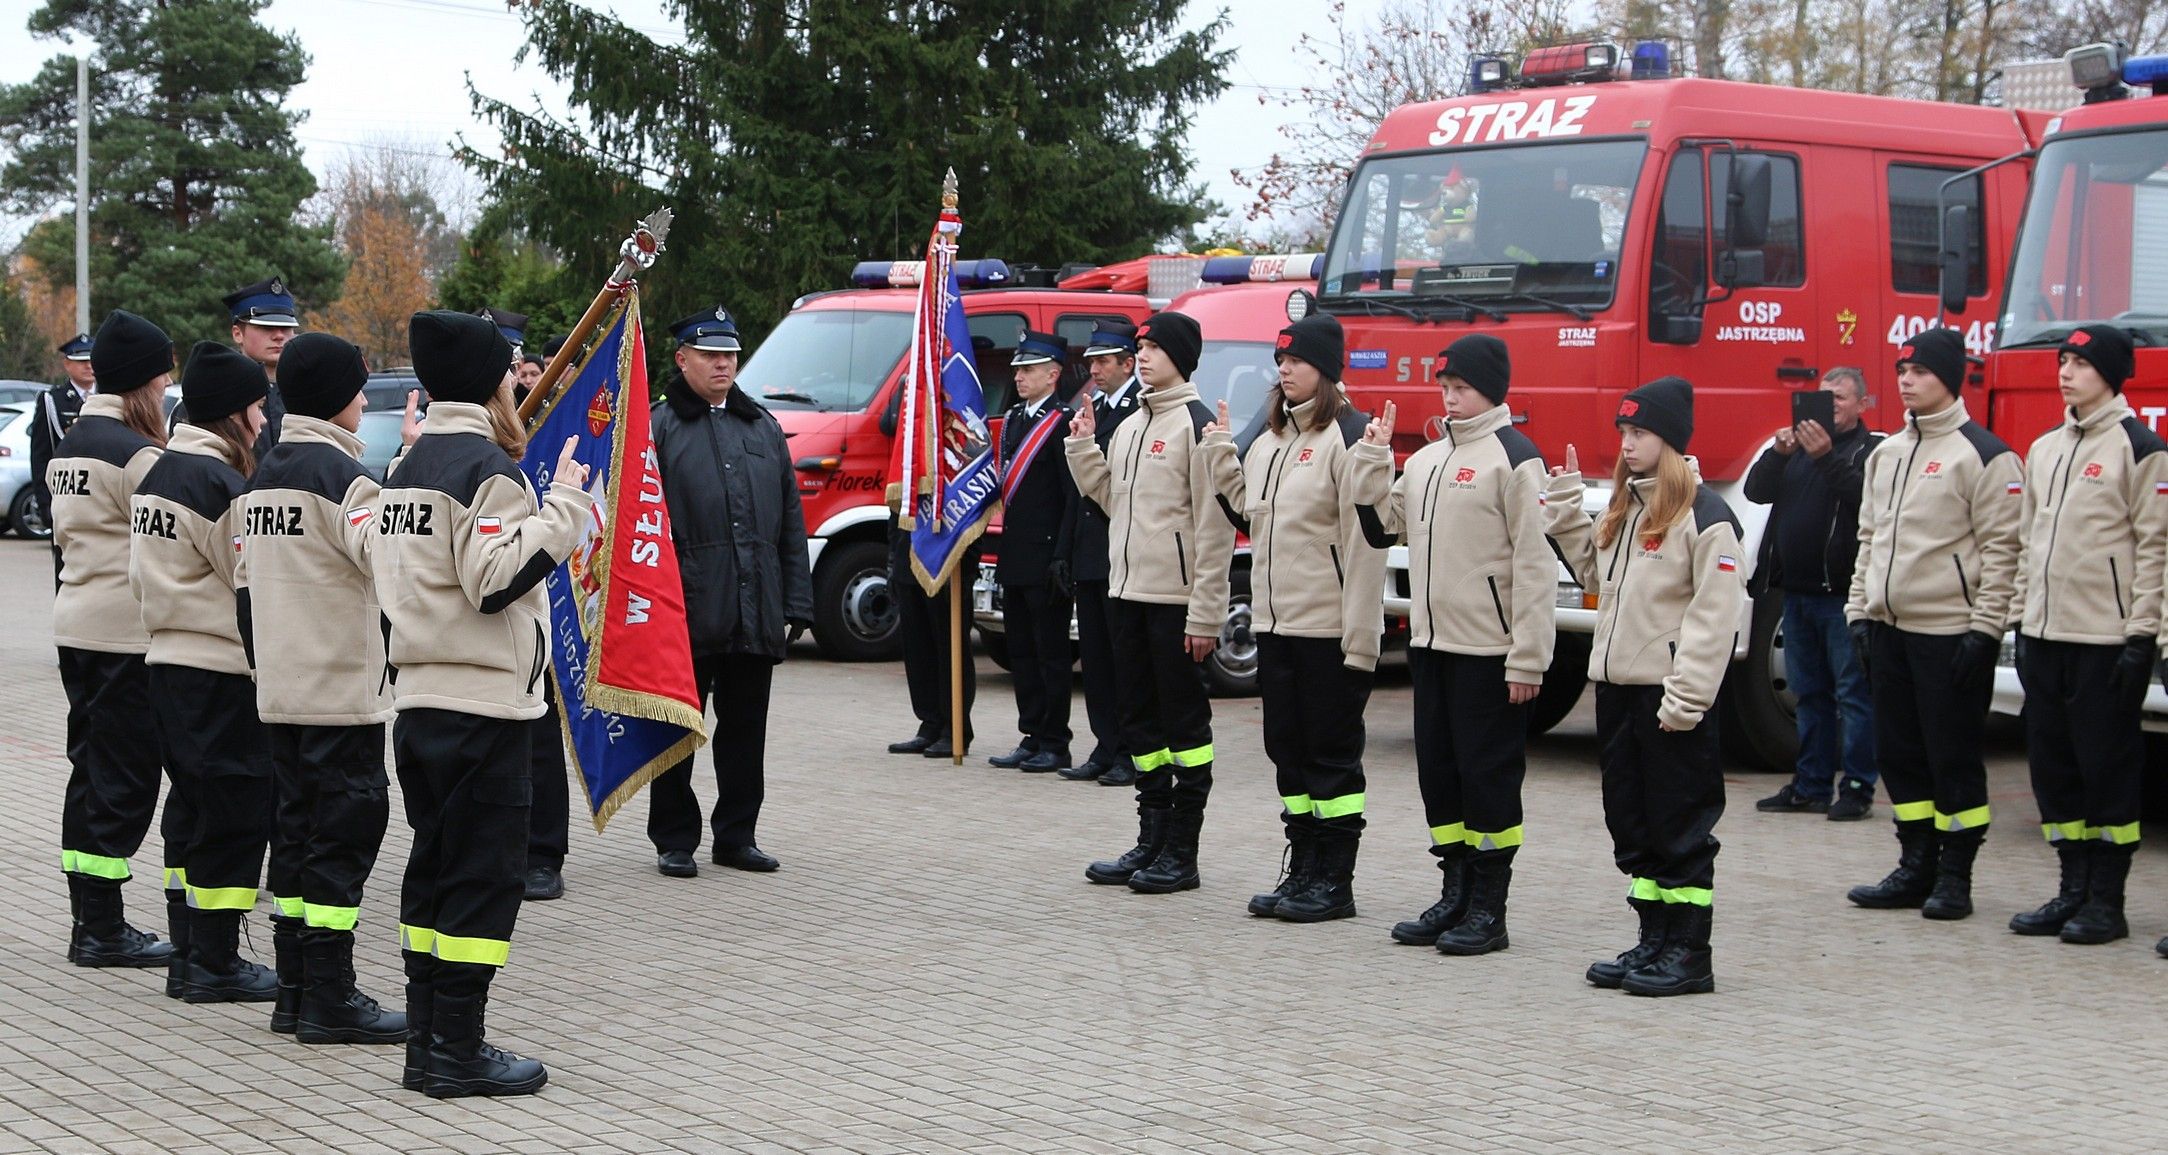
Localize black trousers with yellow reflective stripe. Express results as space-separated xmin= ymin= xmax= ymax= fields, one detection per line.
xmin=394 ymin=708 xmax=530 ymax=968
xmin=1105 ymin=597 xmax=1213 ymax=813
xmin=57 ymin=647 xmax=164 ymax=883
xmin=267 ymin=722 xmax=390 ymax=931
xmin=1257 ymin=632 xmax=1369 ymax=833
xmin=1596 ymin=682 xmax=1722 ymax=902
xmin=151 ymin=665 xmax=272 ymax=911
xmin=2018 ymin=637 xmax=2143 ymax=847
xmin=1408 ymin=648 xmax=1526 ymax=851
xmin=1867 ymin=624 xmax=1992 ymax=834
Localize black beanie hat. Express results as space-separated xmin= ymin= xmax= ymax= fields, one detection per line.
xmin=279 ymin=332 xmax=370 ymax=419
xmin=1439 ymin=334 xmax=1511 ymax=404
xmin=1895 ymin=328 xmax=1970 ymax=395
xmin=2060 ymin=325 xmax=2135 ymax=392
xmin=1275 ymin=313 xmax=1344 ymax=383
xmin=1616 ymin=375 xmax=1694 ymax=454
xmin=409 ymin=310 xmax=512 ymax=405
xmin=1136 ymin=311 xmax=1202 ymax=381
xmin=180 ymin=341 xmax=271 ymax=424
xmin=89 ymin=309 xmax=174 ymax=394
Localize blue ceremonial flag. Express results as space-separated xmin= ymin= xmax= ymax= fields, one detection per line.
xmin=896 ymin=189 xmax=999 ymax=592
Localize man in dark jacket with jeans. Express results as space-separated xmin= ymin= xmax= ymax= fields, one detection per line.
xmin=646 ymin=307 xmax=814 ymax=877
xmin=1745 ymin=366 xmax=1881 ymax=820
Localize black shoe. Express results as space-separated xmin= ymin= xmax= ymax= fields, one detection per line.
xmin=522 ymin=867 xmax=564 ymax=901
xmin=1436 ymin=854 xmax=1511 ymax=955
xmin=656 ymin=850 xmax=698 ymax=878
xmin=2060 ymin=843 xmax=2133 ymax=945
xmin=182 ymin=911 xmax=279 ymax=1003
xmin=1922 ymin=828 xmax=1984 ymax=921
xmin=988 ymin=745 xmax=1034 ymax=768
xmin=1058 ymin=760 xmax=1108 ymax=781
xmin=922 ymin=737 xmax=964 ymax=759
xmin=402 ymin=953 xmax=434 ymax=1091
xmin=69 ymin=877 xmax=173 ymax=969
xmin=1620 ymin=905 xmax=1716 ymax=997
xmin=1587 ymin=898 xmax=1665 ymax=988
xmin=2156 ymin=933 xmax=2167 ymax=959
xmin=1275 ymin=832 xmax=1356 ymax=921
xmin=169 ymin=892 xmax=196 ymax=1000
xmin=888 ymin=734 xmax=936 ymax=754
xmin=713 ymin=844 xmax=780 ymax=872
xmin=1247 ymin=822 xmax=1317 ymax=918
xmin=1019 ymin=750 xmax=1071 ymax=773
xmin=1390 ymin=848 xmax=1468 ymax=946
xmin=1827 ymin=780 xmax=1875 ymax=821
xmin=1126 ymin=811 xmax=1202 ymax=894
xmin=2010 ymin=842 xmax=2088 ymax=936
xmin=423 ymin=970 xmax=547 ymax=1099
xmin=1756 ymin=783 xmax=1830 ymax=814
xmin=1086 ymin=810 xmax=1168 ymax=885
xmin=1097 ymin=762 xmax=1138 ymax=787
xmin=297 ymin=932 xmax=409 ymax=1045
xmin=270 ymin=914 xmax=302 ymax=1032
xmin=1848 ymin=824 xmax=1938 ymax=909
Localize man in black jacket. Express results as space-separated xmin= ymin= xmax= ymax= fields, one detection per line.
xmin=1745 ymin=366 xmax=1882 ymax=820
xmin=989 ymin=331 xmax=1079 ymax=772
xmin=31 ymin=333 xmax=92 ymax=537
xmin=1059 ymin=323 xmax=1143 ymax=783
xmin=646 ymin=307 xmax=814 ymax=877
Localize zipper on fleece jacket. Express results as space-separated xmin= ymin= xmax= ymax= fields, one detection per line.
xmin=2036 ymin=423 xmax=2087 ymax=631
xmin=1880 ymin=432 xmax=1925 ymax=625
xmin=1597 ymin=500 xmax=1644 ymax=684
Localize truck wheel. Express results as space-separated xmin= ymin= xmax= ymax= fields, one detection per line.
xmin=1202 ymin=571 xmax=1258 ymax=698
xmin=812 ymin=540 xmax=900 ymax=662
xmin=1719 ymin=593 xmax=1799 ymax=772
xmin=1526 ymin=632 xmax=1590 ymax=736
xmin=9 ymin=487 xmax=49 ymax=540
xmin=978 ymin=626 xmax=1011 ymax=671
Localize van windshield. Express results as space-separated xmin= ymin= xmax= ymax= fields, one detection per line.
xmin=2002 ymin=127 xmax=2168 ymax=349
xmin=738 ymin=307 xmax=914 ymax=412
xmin=1319 ymin=139 xmax=1646 ymax=312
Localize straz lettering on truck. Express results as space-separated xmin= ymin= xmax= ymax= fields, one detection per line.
xmin=1715 ymin=300 xmax=1806 ymax=343
xmin=1428 ymin=95 xmax=1597 ymax=146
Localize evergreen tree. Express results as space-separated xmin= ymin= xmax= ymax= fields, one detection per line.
xmin=462 ymin=0 xmax=1228 ymax=342
xmin=0 ymin=0 xmax=344 ymax=351
xmin=0 ymin=274 xmax=48 ymax=382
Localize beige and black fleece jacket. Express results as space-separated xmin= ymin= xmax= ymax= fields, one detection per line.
xmin=128 ymin=424 xmax=250 ymax=675
xmin=1348 ymin=404 xmax=1555 ymax=685
xmin=47 ymin=394 xmax=162 ymax=654
xmin=2009 ymin=397 xmax=2168 ymax=646
xmin=1199 ymin=397 xmax=1387 ymax=671
xmin=1546 ymin=465 xmax=1746 ymax=732
xmin=1846 ymin=400 xmax=2023 ymax=637
xmin=242 ymin=414 xmax=395 ymax=726
xmin=367 ymin=402 xmax=594 ymax=721
xmin=1066 ymin=379 xmax=1236 ymax=638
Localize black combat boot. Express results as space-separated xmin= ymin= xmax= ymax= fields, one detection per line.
xmin=1128 ymin=809 xmax=1203 ymax=894
xmin=2060 ymin=842 xmax=2134 ymax=945
xmin=1276 ymin=830 xmax=1357 ymax=922
xmin=1390 ymin=845 xmax=1467 ymax=946
xmin=424 ymin=963 xmax=548 ymax=1099
xmin=166 ymin=891 xmax=193 ymax=997
xmin=182 ymin=909 xmax=279 ymax=1002
xmin=1586 ymin=897 xmax=1665 ymax=988
xmin=1621 ymin=904 xmax=1716 ymax=997
xmin=1247 ymin=818 xmax=1318 ymax=917
xmin=70 ymin=876 xmax=173 ymax=968
xmin=1921 ymin=828 xmax=1984 ymax=921
xmin=402 ymin=952 xmax=435 ymax=1091
xmin=1085 ymin=809 xmax=1168 ymax=885
xmin=269 ymin=914 xmax=303 ymax=1030
xmin=2009 ymin=842 xmax=2088 ymax=936
xmin=1847 ymin=823 xmax=1939 ymax=909
xmin=298 ymin=931 xmax=409 ymax=1044
xmin=1436 ymin=852 xmax=1511 ymax=955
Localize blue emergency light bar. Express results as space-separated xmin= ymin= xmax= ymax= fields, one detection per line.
xmin=1198 ymin=253 xmax=1324 ymax=285
xmin=849 ymin=258 xmax=1013 ymax=290
xmin=1631 ymin=41 xmax=1672 ymax=79
xmin=2124 ymin=53 xmax=2168 ymax=90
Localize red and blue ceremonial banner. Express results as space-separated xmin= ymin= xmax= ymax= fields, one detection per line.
xmin=522 ymin=288 xmax=707 ymax=829
xmin=896 ymin=190 xmax=999 ymax=592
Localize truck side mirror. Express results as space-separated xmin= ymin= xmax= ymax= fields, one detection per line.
xmin=1727 ymin=155 xmax=1772 ymax=248
xmin=1651 ymin=314 xmax=1703 ymax=345
xmin=1938 ymin=203 xmax=1973 ymax=317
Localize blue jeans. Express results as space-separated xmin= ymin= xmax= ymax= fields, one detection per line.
xmin=1782 ymin=593 xmax=1877 ymax=800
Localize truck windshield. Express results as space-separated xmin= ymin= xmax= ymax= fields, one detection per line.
xmin=1191 ymin=340 xmax=1277 ymax=432
xmin=2003 ymin=127 xmax=2168 ymax=348
xmin=737 ymin=307 xmax=914 ymax=412
xmin=1319 ymin=139 xmax=1646 ymax=311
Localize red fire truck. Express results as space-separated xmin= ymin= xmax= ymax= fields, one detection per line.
xmin=735 ymin=262 xmax=1153 ymax=660
xmin=1304 ymin=40 xmax=2052 ymax=767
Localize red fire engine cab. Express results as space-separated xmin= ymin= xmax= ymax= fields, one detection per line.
xmin=1309 ymin=39 xmax=2050 ymax=768
xmin=736 ymin=260 xmax=1151 ymax=660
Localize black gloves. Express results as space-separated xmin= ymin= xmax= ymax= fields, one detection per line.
xmin=2112 ymin=635 xmax=2157 ymax=715
xmin=1952 ymin=629 xmax=1999 ymax=691
xmin=1848 ymin=620 xmax=1872 ymax=681
xmin=1048 ymin=559 xmax=1073 ymax=598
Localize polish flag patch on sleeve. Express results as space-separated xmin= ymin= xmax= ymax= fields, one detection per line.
xmin=1716 ymin=555 xmax=1738 ymax=573
xmin=232 ymin=535 xmax=243 ymax=554
xmin=476 ymin=516 xmax=502 ymax=536
xmin=346 ymin=507 xmax=373 ymax=527
xmin=2006 ymin=480 xmax=2024 ymax=495
xmin=2155 ymin=480 xmax=2168 ymax=496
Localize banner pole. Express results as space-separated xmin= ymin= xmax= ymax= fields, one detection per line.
xmin=949 ymin=578 xmax=965 ymax=765
xmin=518 ymin=207 xmax=674 ymax=428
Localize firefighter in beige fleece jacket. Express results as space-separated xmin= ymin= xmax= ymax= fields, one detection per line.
xmin=1196 ymin=313 xmax=1385 ymax=926
xmin=1066 ymin=311 xmax=1234 ymax=895
xmin=1842 ymin=329 xmax=2022 ymax=924
xmin=1546 ymin=376 xmax=1742 ymax=999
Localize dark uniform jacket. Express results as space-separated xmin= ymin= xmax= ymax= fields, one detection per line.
xmin=30 ymin=381 xmax=85 ymax=522
xmin=1742 ymin=421 xmax=1881 ymax=597
xmin=995 ymin=395 xmax=1077 ymax=586
xmin=1067 ymin=376 xmax=1141 ymax=583
xmin=652 ymin=382 xmax=813 ymax=662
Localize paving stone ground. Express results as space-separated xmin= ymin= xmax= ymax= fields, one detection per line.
xmin=0 ymin=537 xmax=2164 ymax=1153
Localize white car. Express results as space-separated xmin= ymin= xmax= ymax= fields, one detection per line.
xmin=0 ymin=402 xmax=51 ymax=539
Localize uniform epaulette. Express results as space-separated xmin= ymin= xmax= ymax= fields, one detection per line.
xmin=1497 ymin=426 xmax=1544 ymax=470
xmin=2122 ymin=415 xmax=2168 ymax=462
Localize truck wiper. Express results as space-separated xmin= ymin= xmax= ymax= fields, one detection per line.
xmin=760 ymin=389 xmax=825 ymax=408
xmin=1493 ymin=291 xmax=1592 ymax=321
xmin=1410 ymin=293 xmax=1508 ymax=323
xmin=1322 ymin=295 xmax=1425 ymax=322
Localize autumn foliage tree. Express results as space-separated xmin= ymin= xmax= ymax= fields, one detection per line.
xmin=318 ymin=147 xmax=466 ymax=367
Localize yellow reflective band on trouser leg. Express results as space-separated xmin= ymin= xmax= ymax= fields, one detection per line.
xmin=2095 ymin=822 xmax=2142 ymax=846
xmin=1134 ymin=748 xmax=1174 ymax=772
xmin=1170 ymin=744 xmax=1215 ymax=768
xmin=303 ymin=903 xmax=360 ymax=931
xmin=186 ymin=884 xmax=260 ymax=912
xmin=274 ymin=895 xmax=305 ymax=918
xmin=399 ymin=924 xmax=436 ymax=954
xmin=1463 ymin=826 xmax=1525 ymax=851
xmin=63 ymin=852 xmax=131 ymax=881
xmin=1934 ymin=805 xmax=1991 ymax=832
xmin=1280 ymin=794 xmax=1315 ymax=816
xmin=163 ymin=866 xmax=189 ymax=891
xmin=430 ymin=932 xmax=511 ymax=967
xmin=1313 ymin=793 xmax=1366 ymax=819
xmin=1657 ymin=885 xmax=1713 ymax=906
xmin=1428 ymin=823 xmax=1466 ymax=847
xmin=1629 ymin=877 xmax=1661 ymax=901
xmin=2042 ymin=820 xmax=2088 ymax=843
xmin=1890 ymin=801 xmax=1935 ymax=824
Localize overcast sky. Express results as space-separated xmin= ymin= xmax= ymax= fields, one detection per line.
xmin=0 ymin=0 xmax=1387 ymax=251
